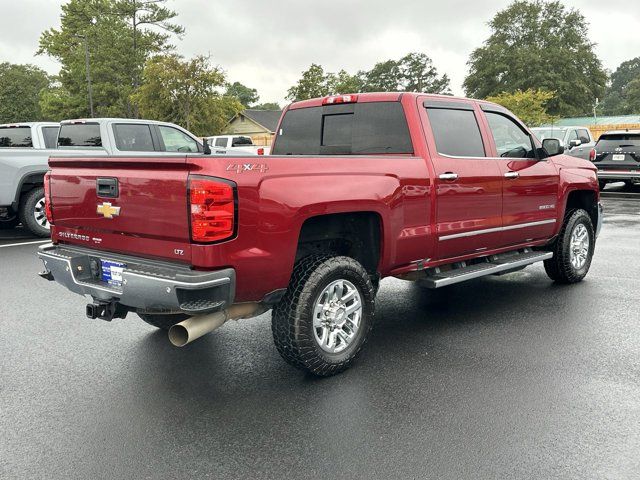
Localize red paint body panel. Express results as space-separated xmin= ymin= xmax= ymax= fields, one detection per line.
xmin=46 ymin=93 xmax=599 ymax=303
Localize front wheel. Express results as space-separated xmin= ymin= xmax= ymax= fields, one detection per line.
xmin=272 ymin=255 xmax=376 ymax=377
xmin=544 ymin=209 xmax=595 ymax=284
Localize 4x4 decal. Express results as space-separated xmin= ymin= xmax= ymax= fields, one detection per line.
xmin=226 ymin=163 xmax=269 ymax=174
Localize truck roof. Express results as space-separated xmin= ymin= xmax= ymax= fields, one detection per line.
xmin=601 ymin=129 xmax=640 ymax=136
xmin=59 ymin=118 xmax=184 ymax=126
xmin=0 ymin=122 xmax=59 ymax=128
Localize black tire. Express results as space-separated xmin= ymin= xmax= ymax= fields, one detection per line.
xmin=0 ymin=215 xmax=19 ymax=229
xmin=272 ymin=255 xmax=376 ymax=377
xmin=544 ymin=209 xmax=595 ymax=284
xmin=138 ymin=313 xmax=190 ymax=331
xmin=19 ymin=187 xmax=50 ymax=237
xmin=598 ymin=180 xmax=607 ymax=191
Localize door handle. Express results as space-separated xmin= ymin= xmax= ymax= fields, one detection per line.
xmin=439 ymin=172 xmax=459 ymax=181
xmin=504 ymin=171 xmax=519 ymax=179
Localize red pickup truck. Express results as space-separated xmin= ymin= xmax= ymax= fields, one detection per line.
xmin=38 ymin=92 xmax=602 ymax=376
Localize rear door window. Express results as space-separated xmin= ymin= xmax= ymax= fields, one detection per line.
xmin=58 ymin=123 xmax=102 ymax=147
xmin=214 ymin=137 xmax=227 ymax=147
xmin=42 ymin=126 xmax=59 ymax=149
xmin=113 ymin=124 xmax=155 ymax=152
xmin=485 ymin=112 xmax=535 ymax=158
xmin=426 ymin=108 xmax=485 ymax=157
xmin=0 ymin=127 xmax=32 ymax=147
xmin=158 ymin=126 xmax=199 ymax=153
xmin=272 ymin=101 xmax=413 ymax=155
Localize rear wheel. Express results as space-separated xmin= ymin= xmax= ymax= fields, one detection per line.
xmin=138 ymin=313 xmax=190 ymax=331
xmin=272 ymin=255 xmax=375 ymax=377
xmin=544 ymin=209 xmax=595 ymax=284
xmin=19 ymin=187 xmax=50 ymax=237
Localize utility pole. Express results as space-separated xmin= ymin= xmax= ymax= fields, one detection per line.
xmin=83 ymin=35 xmax=94 ymax=118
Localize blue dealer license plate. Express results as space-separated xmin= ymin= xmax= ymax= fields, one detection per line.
xmin=100 ymin=260 xmax=126 ymax=286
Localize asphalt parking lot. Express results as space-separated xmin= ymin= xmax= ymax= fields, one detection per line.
xmin=1 ymin=188 xmax=639 ymax=480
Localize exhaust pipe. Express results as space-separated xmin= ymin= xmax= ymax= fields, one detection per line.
xmin=168 ymin=303 xmax=262 ymax=347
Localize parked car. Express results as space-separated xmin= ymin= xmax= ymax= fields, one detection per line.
xmin=37 ymin=92 xmax=602 ymax=377
xmin=0 ymin=118 xmax=243 ymax=236
xmin=531 ymin=126 xmax=595 ymax=160
xmin=205 ymin=135 xmax=269 ymax=155
xmin=0 ymin=122 xmax=60 ymax=230
xmin=590 ymin=130 xmax=640 ymax=189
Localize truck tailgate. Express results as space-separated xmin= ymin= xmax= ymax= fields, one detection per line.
xmin=49 ymin=156 xmax=192 ymax=262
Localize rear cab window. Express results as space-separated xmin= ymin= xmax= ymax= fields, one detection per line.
xmin=58 ymin=123 xmax=102 ymax=148
xmin=596 ymin=133 xmax=640 ymax=150
xmin=0 ymin=126 xmax=33 ymax=148
xmin=272 ymin=101 xmax=413 ymax=155
xmin=232 ymin=136 xmax=253 ymax=147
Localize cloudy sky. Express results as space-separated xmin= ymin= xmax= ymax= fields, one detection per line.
xmin=1 ymin=0 xmax=639 ymax=104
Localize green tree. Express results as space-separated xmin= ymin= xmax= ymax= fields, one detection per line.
xmin=326 ymin=69 xmax=364 ymax=94
xmin=38 ymin=0 xmax=182 ymax=119
xmin=131 ymin=54 xmax=243 ymax=135
xmin=485 ymin=89 xmax=557 ymax=126
xmin=286 ymin=64 xmax=331 ymax=101
xmin=225 ymin=81 xmax=259 ymax=107
xmin=253 ymin=102 xmax=281 ymax=110
xmin=601 ymin=57 xmax=640 ymax=114
xmin=0 ymin=63 xmax=51 ymax=123
xmin=397 ymin=53 xmax=450 ymax=94
xmin=361 ymin=59 xmax=402 ymax=92
xmin=625 ymin=76 xmax=640 ymax=114
xmin=463 ymin=0 xmax=607 ymax=117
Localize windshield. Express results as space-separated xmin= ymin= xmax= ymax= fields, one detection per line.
xmin=532 ymin=128 xmax=566 ymax=140
xmin=596 ymin=134 xmax=640 ymax=150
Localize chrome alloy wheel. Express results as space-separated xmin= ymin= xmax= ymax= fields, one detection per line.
xmin=569 ymin=223 xmax=589 ymax=269
xmin=313 ymin=279 xmax=362 ymax=353
xmin=33 ymin=197 xmax=50 ymax=230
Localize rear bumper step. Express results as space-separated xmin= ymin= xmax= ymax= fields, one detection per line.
xmin=37 ymin=243 xmax=235 ymax=314
xmin=419 ymin=250 xmax=553 ymax=289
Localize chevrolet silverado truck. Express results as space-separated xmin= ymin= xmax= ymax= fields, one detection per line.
xmin=37 ymin=93 xmax=603 ymax=377
xmin=1 ymin=118 xmax=243 ymax=236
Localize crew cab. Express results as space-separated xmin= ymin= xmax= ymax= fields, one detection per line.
xmin=1 ymin=118 xmax=242 ymax=236
xmin=37 ymin=93 xmax=602 ymax=377
xmin=531 ymin=126 xmax=595 ymax=160
xmin=205 ymin=135 xmax=269 ymax=155
xmin=589 ymin=130 xmax=640 ymax=190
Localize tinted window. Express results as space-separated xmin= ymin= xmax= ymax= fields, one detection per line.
xmin=596 ymin=134 xmax=640 ymax=150
xmin=0 ymin=127 xmax=32 ymax=147
xmin=214 ymin=137 xmax=227 ymax=147
xmin=485 ymin=112 xmax=535 ymax=158
xmin=533 ymin=128 xmax=566 ymax=140
xmin=42 ymin=126 xmax=59 ymax=149
xmin=232 ymin=136 xmax=253 ymax=146
xmin=426 ymin=108 xmax=485 ymax=157
xmin=113 ymin=124 xmax=155 ymax=152
xmin=58 ymin=123 xmax=102 ymax=147
xmin=272 ymin=102 xmax=413 ymax=155
xmin=159 ymin=126 xmax=198 ymax=153
xmin=577 ymin=129 xmax=591 ymax=144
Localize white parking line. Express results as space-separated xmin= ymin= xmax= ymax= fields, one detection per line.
xmin=0 ymin=239 xmax=50 ymax=249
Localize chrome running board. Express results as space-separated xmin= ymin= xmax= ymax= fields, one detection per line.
xmin=419 ymin=249 xmax=553 ymax=289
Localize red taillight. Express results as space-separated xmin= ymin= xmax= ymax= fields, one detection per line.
xmin=188 ymin=176 xmax=235 ymax=243
xmin=257 ymin=148 xmax=264 ymax=155
xmin=322 ymin=94 xmax=358 ymax=105
xmin=589 ymin=148 xmax=596 ymax=161
xmin=43 ymin=171 xmax=53 ymax=223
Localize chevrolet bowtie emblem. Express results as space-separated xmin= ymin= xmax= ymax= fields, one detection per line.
xmin=97 ymin=202 xmax=121 ymax=219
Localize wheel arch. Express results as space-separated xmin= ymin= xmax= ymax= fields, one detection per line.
xmin=12 ymin=171 xmax=46 ymax=211
xmin=564 ymin=189 xmax=599 ymax=228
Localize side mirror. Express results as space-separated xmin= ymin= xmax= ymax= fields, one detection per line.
xmin=542 ymin=138 xmax=564 ymax=156
xmin=569 ymin=139 xmax=582 ymax=148
xmin=202 ymin=138 xmax=211 ymax=155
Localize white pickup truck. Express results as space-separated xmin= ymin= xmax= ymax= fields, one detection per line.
xmin=205 ymin=135 xmax=270 ymax=155
xmin=0 ymin=118 xmax=244 ymax=236
xmin=531 ymin=126 xmax=596 ymax=160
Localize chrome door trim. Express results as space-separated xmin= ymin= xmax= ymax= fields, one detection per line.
xmin=439 ymin=219 xmax=557 ymax=241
